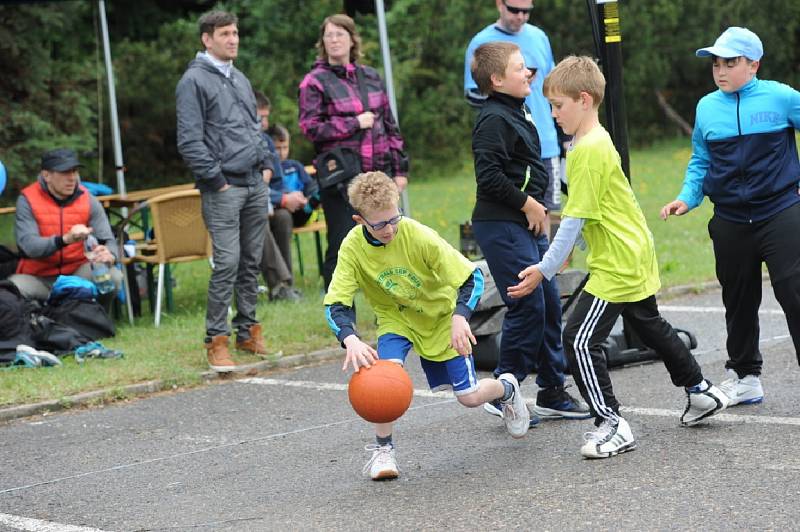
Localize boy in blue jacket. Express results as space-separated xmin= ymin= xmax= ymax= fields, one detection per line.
xmin=661 ymin=27 xmax=800 ymax=405
xmin=268 ymin=124 xmax=321 ymax=228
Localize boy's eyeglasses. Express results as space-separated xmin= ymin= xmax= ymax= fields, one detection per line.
xmin=503 ymin=1 xmax=533 ymax=15
xmin=360 ymin=213 xmax=403 ymax=231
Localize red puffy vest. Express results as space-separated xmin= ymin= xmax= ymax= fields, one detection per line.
xmin=16 ymin=183 xmax=91 ymax=277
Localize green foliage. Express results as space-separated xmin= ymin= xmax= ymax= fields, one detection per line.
xmin=0 ymin=139 xmax=723 ymax=406
xmin=1 ymin=0 xmax=799 ymax=199
xmin=0 ymin=2 xmax=98 ymax=198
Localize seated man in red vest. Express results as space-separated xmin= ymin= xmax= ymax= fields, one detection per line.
xmin=9 ymin=148 xmax=122 ymax=309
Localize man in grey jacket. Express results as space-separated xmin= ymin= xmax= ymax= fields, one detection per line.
xmin=176 ymin=10 xmax=273 ymax=372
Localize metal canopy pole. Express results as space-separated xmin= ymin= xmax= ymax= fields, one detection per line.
xmin=98 ymin=0 xmax=126 ymax=196
xmin=375 ymin=0 xmax=397 ymax=123
xmin=374 ymin=0 xmax=410 ymax=214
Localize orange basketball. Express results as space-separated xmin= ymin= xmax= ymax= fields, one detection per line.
xmin=348 ymin=360 xmax=414 ymax=423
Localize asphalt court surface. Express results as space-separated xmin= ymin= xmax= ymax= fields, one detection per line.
xmin=0 ymin=281 xmax=798 ymax=531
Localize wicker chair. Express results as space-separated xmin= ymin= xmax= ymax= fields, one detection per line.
xmin=117 ymin=189 xmax=211 ymax=326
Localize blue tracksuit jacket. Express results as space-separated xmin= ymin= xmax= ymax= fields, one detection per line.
xmin=678 ymin=77 xmax=800 ymax=223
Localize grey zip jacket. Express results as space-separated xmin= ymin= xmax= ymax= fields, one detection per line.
xmin=176 ymin=53 xmax=272 ymax=193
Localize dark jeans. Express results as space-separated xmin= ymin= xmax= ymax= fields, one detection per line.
xmin=564 ymin=292 xmax=703 ymax=423
xmin=201 ymin=181 xmax=269 ymax=338
xmin=260 ymin=207 xmax=296 ymax=290
xmin=271 ymin=208 xmax=294 ymax=276
xmin=709 ymin=201 xmax=800 ymax=375
xmin=472 ymin=220 xmax=566 ymax=388
xmin=320 ymin=184 xmax=356 ymax=291
xmin=259 ymin=215 xmax=292 ymax=291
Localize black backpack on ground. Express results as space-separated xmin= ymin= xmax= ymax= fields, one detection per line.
xmin=0 ymin=245 xmax=19 ymax=281
xmin=0 ymin=281 xmax=34 ymax=363
xmin=41 ymin=298 xmax=116 ymax=341
xmin=30 ymin=314 xmax=93 ymax=355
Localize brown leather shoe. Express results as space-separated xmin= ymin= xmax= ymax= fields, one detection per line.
xmin=235 ymin=323 xmax=269 ymax=356
xmin=206 ymin=335 xmax=236 ymax=372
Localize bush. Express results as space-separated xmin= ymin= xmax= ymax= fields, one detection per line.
xmin=1 ymin=0 xmax=798 ymax=198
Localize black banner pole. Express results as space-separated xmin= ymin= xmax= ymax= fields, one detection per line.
xmin=586 ymin=0 xmax=631 ymax=181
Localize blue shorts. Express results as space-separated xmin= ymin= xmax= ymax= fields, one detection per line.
xmin=377 ymin=333 xmax=480 ymax=396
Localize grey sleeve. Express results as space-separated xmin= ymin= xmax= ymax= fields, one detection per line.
xmin=176 ymin=76 xmax=226 ymax=191
xmin=15 ymin=195 xmax=60 ymax=258
xmin=538 ymin=216 xmax=584 ymax=280
xmin=88 ymin=197 xmax=118 ymax=261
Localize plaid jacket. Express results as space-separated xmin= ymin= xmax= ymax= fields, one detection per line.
xmin=298 ymin=60 xmax=408 ymax=177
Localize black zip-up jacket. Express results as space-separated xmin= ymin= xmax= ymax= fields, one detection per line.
xmin=471 ymin=92 xmax=548 ymax=227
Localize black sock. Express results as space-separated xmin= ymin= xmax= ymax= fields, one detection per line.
xmin=501 ymin=380 xmax=514 ymax=402
xmin=376 ymin=435 xmax=393 ymax=447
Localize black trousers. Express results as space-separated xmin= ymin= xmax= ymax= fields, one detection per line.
xmin=563 ymin=292 xmax=703 ymax=423
xmin=320 ymin=184 xmax=356 ymax=291
xmin=709 ymin=202 xmax=800 ymax=376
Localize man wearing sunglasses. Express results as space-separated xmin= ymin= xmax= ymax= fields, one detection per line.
xmin=465 ymin=0 xmax=565 ymax=213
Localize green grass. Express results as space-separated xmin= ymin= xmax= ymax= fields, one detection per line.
xmin=0 ymin=137 xmax=719 ymax=406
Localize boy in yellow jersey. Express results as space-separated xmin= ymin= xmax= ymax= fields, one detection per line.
xmin=508 ymin=56 xmax=729 ymax=459
xmin=324 ymin=171 xmax=530 ymax=480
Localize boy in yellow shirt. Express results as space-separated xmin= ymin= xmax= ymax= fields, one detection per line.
xmin=324 ymin=171 xmax=531 ymax=480
xmin=508 ymin=56 xmax=729 ymax=459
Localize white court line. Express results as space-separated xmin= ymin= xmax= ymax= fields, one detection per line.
xmin=660 ymin=305 xmax=785 ymax=316
xmin=3 ymin=374 xmax=797 ymax=499
xmin=239 ymin=377 xmax=800 ymax=427
xmin=621 ymin=407 xmax=800 ymax=426
xmin=0 ymin=512 xmax=108 ymax=532
xmin=238 ymin=377 xmax=453 ymax=398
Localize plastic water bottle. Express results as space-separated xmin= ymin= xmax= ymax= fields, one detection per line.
xmin=84 ymin=235 xmax=115 ymax=295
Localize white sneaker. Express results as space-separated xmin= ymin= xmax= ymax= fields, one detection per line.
xmin=362 ymin=444 xmax=399 ymax=480
xmin=580 ymin=417 xmax=636 ymax=459
xmin=498 ymin=373 xmax=530 ymax=438
xmin=15 ymin=344 xmax=62 ymax=367
xmin=681 ymin=381 xmax=729 ymax=426
xmin=718 ymin=369 xmax=764 ymax=406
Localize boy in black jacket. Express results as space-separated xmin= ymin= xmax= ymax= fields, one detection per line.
xmin=470 ymin=42 xmax=588 ymax=423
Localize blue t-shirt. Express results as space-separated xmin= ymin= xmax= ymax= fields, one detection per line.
xmin=464 ymin=23 xmax=558 ymax=159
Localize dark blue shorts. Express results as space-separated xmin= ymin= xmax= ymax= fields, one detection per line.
xmin=377 ymin=333 xmax=480 ymax=396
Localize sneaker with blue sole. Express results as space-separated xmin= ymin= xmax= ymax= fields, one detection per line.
xmin=681 ymin=380 xmax=729 ymax=426
xmin=533 ymin=384 xmax=592 ymax=420
xmin=718 ymin=369 xmax=764 ymax=406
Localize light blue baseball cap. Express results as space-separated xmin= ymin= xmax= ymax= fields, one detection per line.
xmin=696 ymin=27 xmax=763 ymax=61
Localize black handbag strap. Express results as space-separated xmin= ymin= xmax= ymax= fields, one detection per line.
xmin=355 ymin=66 xmax=369 ymax=112
xmin=332 ymin=66 xmax=370 ymax=203
xmin=354 ymin=66 xmax=371 ymax=147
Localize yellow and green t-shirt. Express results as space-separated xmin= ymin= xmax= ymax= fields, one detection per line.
xmin=562 ymin=126 xmax=661 ymax=302
xmin=323 ymin=218 xmax=475 ymax=361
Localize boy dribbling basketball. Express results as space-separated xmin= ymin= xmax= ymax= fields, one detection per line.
xmin=324 ymin=171 xmax=531 ymax=480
